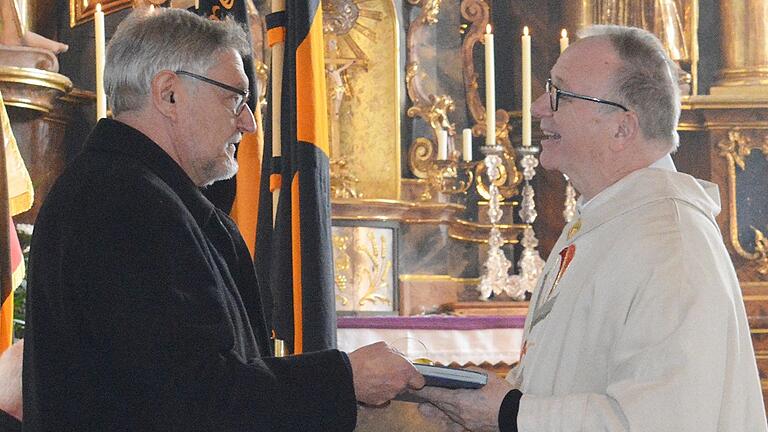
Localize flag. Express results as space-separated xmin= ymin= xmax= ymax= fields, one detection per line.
xmin=197 ymin=1 xmax=263 ymax=223
xmin=0 ymin=91 xmax=33 ymax=353
xmin=257 ymin=0 xmax=335 ymax=354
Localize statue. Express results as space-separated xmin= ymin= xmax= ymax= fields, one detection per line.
xmin=0 ymin=0 xmax=68 ymax=71
xmin=591 ymin=0 xmax=690 ymax=62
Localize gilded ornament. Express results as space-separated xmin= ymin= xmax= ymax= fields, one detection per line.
xmin=717 ymin=129 xmax=768 ymax=277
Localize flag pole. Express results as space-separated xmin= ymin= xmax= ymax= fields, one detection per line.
xmin=270 ymin=0 xmax=286 ymax=357
xmin=270 ymin=0 xmax=285 ymax=226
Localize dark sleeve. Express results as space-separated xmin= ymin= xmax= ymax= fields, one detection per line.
xmin=69 ymin=187 xmax=356 ymax=431
xmin=498 ymin=390 xmax=523 ymax=432
xmin=0 ymin=410 xmax=20 ymax=432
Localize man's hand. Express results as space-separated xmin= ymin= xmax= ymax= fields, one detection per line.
xmin=0 ymin=339 xmax=24 ymax=420
xmin=415 ymin=367 xmax=513 ymax=432
xmin=348 ymin=341 xmax=426 ymax=406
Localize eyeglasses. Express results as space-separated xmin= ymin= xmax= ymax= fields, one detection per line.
xmin=175 ymin=70 xmax=250 ymax=115
xmin=546 ymin=78 xmax=628 ymax=112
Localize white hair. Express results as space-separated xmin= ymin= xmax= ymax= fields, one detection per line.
xmin=105 ymin=8 xmax=251 ymax=116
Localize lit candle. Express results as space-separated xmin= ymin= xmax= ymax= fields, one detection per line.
xmin=484 ymin=24 xmax=495 ymax=146
xmin=437 ymin=129 xmax=448 ymax=160
xmin=560 ymin=29 xmax=569 ymax=53
xmin=522 ymin=26 xmax=531 ymax=148
xmin=95 ymin=3 xmax=107 ymax=120
xmin=462 ymin=128 xmax=473 ymax=161
xmin=195 ymin=0 xmax=200 ymax=9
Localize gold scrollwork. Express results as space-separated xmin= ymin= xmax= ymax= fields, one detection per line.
xmin=408 ymin=136 xmax=436 ymax=179
xmin=717 ymin=129 xmax=768 ymax=275
xmin=405 ymin=0 xmax=458 ymax=183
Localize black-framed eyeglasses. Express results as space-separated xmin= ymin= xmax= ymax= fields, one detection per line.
xmin=546 ymin=78 xmax=628 ymax=112
xmin=175 ymin=70 xmax=250 ymax=116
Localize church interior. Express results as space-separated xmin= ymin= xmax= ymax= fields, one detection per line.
xmin=1 ymin=0 xmax=767 ymax=427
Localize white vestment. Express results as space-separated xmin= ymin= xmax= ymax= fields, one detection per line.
xmin=507 ymin=165 xmax=767 ymax=431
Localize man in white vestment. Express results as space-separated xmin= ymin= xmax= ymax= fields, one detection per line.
xmin=416 ymin=25 xmax=768 ymax=432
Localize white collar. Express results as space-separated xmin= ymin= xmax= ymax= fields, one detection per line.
xmin=578 ymin=154 xmax=677 ymax=211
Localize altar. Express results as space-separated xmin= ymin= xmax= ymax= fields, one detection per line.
xmin=337 ymin=315 xmax=525 ymax=367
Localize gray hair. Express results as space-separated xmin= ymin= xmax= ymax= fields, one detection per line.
xmin=105 ymin=8 xmax=251 ymax=116
xmin=578 ymin=25 xmax=681 ymax=151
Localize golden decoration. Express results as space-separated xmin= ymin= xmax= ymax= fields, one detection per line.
xmin=567 ymin=219 xmax=582 ymax=240
xmin=332 ymin=226 xmax=395 ymax=311
xmin=332 ymin=234 xmax=351 ymax=306
xmin=356 ymin=231 xmax=392 ymax=306
xmin=407 ymin=0 xmax=442 ymax=24
xmin=717 ymin=129 xmax=768 ymax=276
xmin=330 ymin=158 xmax=362 ymax=199
xmin=70 ymin=0 xmax=133 ymax=27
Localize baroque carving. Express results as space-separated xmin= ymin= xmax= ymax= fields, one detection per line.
xmin=717 ymin=129 xmax=768 ymax=276
xmin=404 ymin=0 xmax=457 ymax=182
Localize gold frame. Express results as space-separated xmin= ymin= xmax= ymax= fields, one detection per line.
xmin=70 ymin=0 xmax=133 ymax=27
xmin=716 ymin=129 xmax=768 ymax=276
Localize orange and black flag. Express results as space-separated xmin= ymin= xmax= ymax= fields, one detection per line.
xmin=196 ymin=1 xmax=263 ymax=229
xmin=0 ymin=91 xmax=33 ymax=353
xmin=256 ymin=0 xmax=335 ymax=354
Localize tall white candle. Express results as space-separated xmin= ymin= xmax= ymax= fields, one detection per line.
xmin=437 ymin=129 xmax=448 ymax=160
xmin=522 ymin=26 xmax=531 ymax=148
xmin=484 ymin=24 xmax=495 ymax=146
xmin=95 ymin=3 xmax=107 ymax=120
xmin=560 ymin=29 xmax=569 ymax=53
xmin=462 ymin=128 xmax=472 ymax=161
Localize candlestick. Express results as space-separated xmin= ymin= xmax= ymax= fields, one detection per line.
xmin=462 ymin=128 xmax=472 ymax=161
xmin=522 ymin=26 xmax=531 ymax=148
xmin=484 ymin=25 xmax=495 ymax=146
xmin=437 ymin=129 xmax=448 ymax=160
xmin=560 ymin=29 xmax=569 ymax=53
xmin=95 ymin=3 xmax=107 ymax=120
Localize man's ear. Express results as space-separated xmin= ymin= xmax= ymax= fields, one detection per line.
xmin=609 ymin=111 xmax=639 ymax=151
xmin=151 ymin=70 xmax=178 ymax=119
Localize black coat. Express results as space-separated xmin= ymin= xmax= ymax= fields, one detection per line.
xmin=23 ymin=120 xmax=356 ymax=431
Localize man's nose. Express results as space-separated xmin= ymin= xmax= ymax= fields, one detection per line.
xmin=238 ymin=104 xmax=257 ymax=133
xmin=531 ymin=93 xmax=551 ymax=119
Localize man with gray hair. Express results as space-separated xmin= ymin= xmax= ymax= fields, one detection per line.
xmin=23 ymin=8 xmax=423 ymax=431
xmin=416 ymin=25 xmax=767 ymax=431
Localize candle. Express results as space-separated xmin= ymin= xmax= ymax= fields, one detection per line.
xmin=462 ymin=128 xmax=472 ymax=161
xmin=484 ymin=24 xmax=495 ymax=146
xmin=437 ymin=129 xmax=448 ymax=160
xmin=195 ymin=0 xmax=200 ymax=9
xmin=522 ymin=26 xmax=531 ymax=148
xmin=560 ymin=29 xmax=569 ymax=53
xmin=95 ymin=3 xmax=107 ymax=120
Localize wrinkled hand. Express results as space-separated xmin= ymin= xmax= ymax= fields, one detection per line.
xmin=348 ymin=341 xmax=426 ymax=406
xmin=415 ymin=367 xmax=513 ymax=432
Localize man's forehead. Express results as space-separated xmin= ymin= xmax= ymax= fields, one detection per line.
xmin=550 ymin=37 xmax=619 ymax=89
xmin=208 ymin=49 xmax=248 ymax=85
